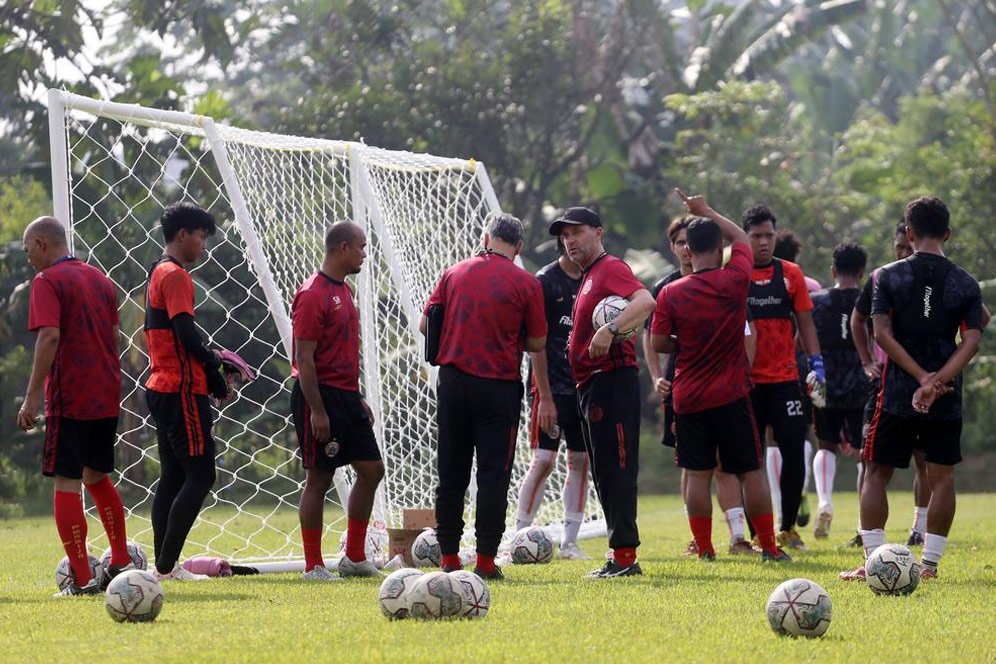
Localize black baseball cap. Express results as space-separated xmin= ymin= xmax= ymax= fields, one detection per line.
xmin=549 ymin=207 xmax=602 ymax=236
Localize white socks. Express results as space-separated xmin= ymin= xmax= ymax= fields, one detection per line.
xmin=860 ymin=528 xmax=885 ymax=560
xmin=912 ymin=506 xmax=927 ymax=536
xmin=561 ymin=451 xmax=589 ymax=546
xmin=765 ymin=447 xmax=783 ymax=523
xmin=813 ymin=449 xmax=836 ymax=512
xmin=725 ymin=507 xmax=746 ymax=544
xmin=922 ymin=533 xmax=948 ymax=567
xmin=855 ymin=461 xmax=864 ymax=530
xmin=803 ymin=439 xmax=814 ymax=493
xmin=515 ymin=448 xmax=556 ymax=529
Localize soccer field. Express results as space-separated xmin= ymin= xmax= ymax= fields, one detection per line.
xmin=2 ymin=493 xmax=995 ymax=663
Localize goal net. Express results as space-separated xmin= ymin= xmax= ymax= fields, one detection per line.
xmin=47 ymin=90 xmax=604 ymax=564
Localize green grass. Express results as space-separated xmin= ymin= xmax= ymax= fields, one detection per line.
xmin=2 ymin=493 xmax=996 ymax=663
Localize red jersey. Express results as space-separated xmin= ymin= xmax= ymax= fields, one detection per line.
xmin=651 ymin=243 xmax=753 ymax=414
xmin=568 ymin=254 xmax=644 ymax=388
xmin=28 ymin=257 xmax=121 ymax=419
xmin=291 ymin=272 xmax=361 ymax=392
xmin=424 ymin=252 xmax=546 ymax=381
xmin=748 ymin=259 xmax=813 ymax=384
xmin=144 ymin=258 xmax=207 ymax=395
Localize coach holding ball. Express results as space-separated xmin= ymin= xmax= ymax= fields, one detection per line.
xmin=420 ymin=213 xmax=547 ymax=581
xmin=553 ymin=207 xmax=655 ymax=578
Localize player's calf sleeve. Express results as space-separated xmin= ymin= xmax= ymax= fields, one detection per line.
xmin=765 ymin=447 xmax=783 ymax=521
xmin=813 ymin=450 xmax=836 ymax=511
xmin=515 ymin=449 xmax=556 ymax=528
xmin=859 ymin=528 xmax=885 ymax=560
xmin=724 ymin=507 xmax=746 ymax=543
xmin=54 ymin=490 xmax=92 ymax=585
xmin=803 ymin=439 xmax=814 ymax=493
xmin=345 ymin=517 xmax=368 ymax=562
xmin=561 ymin=451 xmax=588 ymax=542
xmin=85 ymin=476 xmax=129 ymax=566
xmin=301 ymin=528 xmax=324 ymax=571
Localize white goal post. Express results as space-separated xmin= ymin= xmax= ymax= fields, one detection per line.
xmin=47 ymin=89 xmax=605 ymax=565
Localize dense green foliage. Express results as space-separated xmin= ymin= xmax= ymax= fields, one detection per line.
xmin=2 ymin=1 xmax=994 ymax=510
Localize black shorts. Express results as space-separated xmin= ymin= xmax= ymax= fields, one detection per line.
xmin=750 ymin=381 xmax=808 ymax=447
xmin=529 ymin=391 xmax=584 ymax=452
xmin=42 ymin=416 xmax=118 ymax=478
xmin=291 ymin=381 xmax=382 ymax=471
xmin=814 ymin=407 xmax=865 ymax=448
xmin=146 ymin=390 xmax=216 ymax=460
xmin=674 ymin=398 xmax=762 ymax=475
xmin=864 ymin=411 xmax=962 ymax=468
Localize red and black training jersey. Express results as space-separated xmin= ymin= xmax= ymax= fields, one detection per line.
xmin=748 ymin=258 xmax=813 ymax=384
xmin=568 ymin=254 xmax=644 ymax=388
xmin=651 ymin=243 xmax=753 ymax=415
xmin=871 ymin=253 xmax=984 ymax=420
xmin=28 ymin=257 xmax=121 ymax=419
xmin=424 ymin=252 xmax=546 ymax=381
xmin=291 ymin=272 xmax=361 ymax=392
xmin=144 ymin=258 xmax=207 ymax=395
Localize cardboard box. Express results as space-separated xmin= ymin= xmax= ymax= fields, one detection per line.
xmin=388 ymin=509 xmax=436 ymax=566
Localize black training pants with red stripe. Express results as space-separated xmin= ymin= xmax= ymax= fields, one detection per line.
xmin=578 ymin=367 xmax=641 ymax=550
xmin=435 ymin=366 xmax=524 ymax=558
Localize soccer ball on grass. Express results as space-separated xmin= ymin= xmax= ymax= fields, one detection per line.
xmin=766 ymin=578 xmax=832 ymax=638
xmin=378 ymin=568 xmax=423 ymax=619
xmin=411 ymin=528 xmax=441 ymax=568
xmin=866 ymin=543 xmax=920 ymax=596
xmin=510 ymin=526 xmax=554 ymax=564
xmin=408 ymin=571 xmax=462 ymax=619
xmin=105 ymin=570 xmax=165 ymax=623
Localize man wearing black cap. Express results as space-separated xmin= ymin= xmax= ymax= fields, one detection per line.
xmin=420 ymin=212 xmax=547 ymax=580
xmin=552 ymin=206 xmax=656 ymax=578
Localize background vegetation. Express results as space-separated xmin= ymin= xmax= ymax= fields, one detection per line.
xmin=2 ymin=0 xmax=994 ymax=511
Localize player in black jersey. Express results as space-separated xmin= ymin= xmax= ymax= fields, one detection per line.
xmin=841 ymin=197 xmax=983 ymax=582
xmin=514 ymin=237 xmax=591 ymax=559
xmin=643 ymin=216 xmax=757 ymax=556
xmin=809 ymin=243 xmax=868 ymax=540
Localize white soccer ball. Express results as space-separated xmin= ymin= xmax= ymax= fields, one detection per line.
xmin=510 ymin=526 xmax=554 ymax=564
xmin=55 ymin=554 xmax=101 ymax=590
xmin=866 ymin=543 xmax=921 ymax=596
xmin=766 ymin=578 xmax=832 ymax=638
xmin=408 ymin=571 xmax=463 ymax=619
xmin=105 ymin=569 xmax=165 ymax=623
xmin=338 ymin=523 xmax=389 ymax=560
xmin=449 ymin=570 xmax=490 ymax=619
xmin=99 ymin=540 xmax=149 ymax=572
xmin=591 ymin=295 xmax=635 ymax=341
xmin=411 ymin=528 xmax=441 ymax=568
xmin=378 ymin=568 xmax=423 ymax=619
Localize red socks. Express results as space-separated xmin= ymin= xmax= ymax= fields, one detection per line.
xmin=752 ymin=512 xmax=780 ymax=555
xmin=475 ymin=553 xmax=496 ymax=574
xmin=441 ymin=554 xmax=462 ymax=570
xmin=345 ymin=518 xmax=368 ymax=562
xmin=54 ymin=491 xmax=91 ymax=585
xmin=302 ymin=528 xmax=324 ymax=571
xmin=613 ymin=547 xmax=637 ymax=567
xmin=85 ymin=477 xmax=129 ymax=566
xmin=688 ymin=516 xmax=715 ymax=557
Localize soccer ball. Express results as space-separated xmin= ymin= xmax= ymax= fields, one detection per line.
xmin=99 ymin=540 xmax=149 ymax=572
xmin=408 ymin=571 xmax=462 ymax=619
xmin=591 ymin=295 xmax=636 ymax=341
xmin=105 ymin=570 xmax=165 ymax=623
xmin=55 ymin=554 xmax=101 ymax=590
xmin=510 ymin=526 xmax=554 ymax=564
xmin=411 ymin=528 xmax=441 ymax=568
xmin=766 ymin=578 xmax=832 ymax=638
xmin=378 ymin=568 xmax=423 ymax=619
xmin=338 ymin=523 xmax=389 ymax=560
xmin=866 ymin=543 xmax=921 ymax=596
xmin=449 ymin=570 xmax=490 ymax=618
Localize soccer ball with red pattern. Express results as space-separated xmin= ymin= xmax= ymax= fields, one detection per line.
xmin=105 ymin=570 xmax=165 ymax=623
xmin=510 ymin=526 xmax=554 ymax=564
xmin=766 ymin=578 xmax=832 ymax=638
xmin=866 ymin=543 xmax=921 ymax=596
xmin=55 ymin=554 xmax=101 ymax=591
xmin=591 ymin=296 xmax=636 ymax=341
xmin=449 ymin=570 xmax=490 ymax=618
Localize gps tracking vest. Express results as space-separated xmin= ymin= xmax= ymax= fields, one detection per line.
xmin=748 ymin=259 xmax=794 ymax=320
xmin=892 ymin=256 xmax=957 ymax=345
